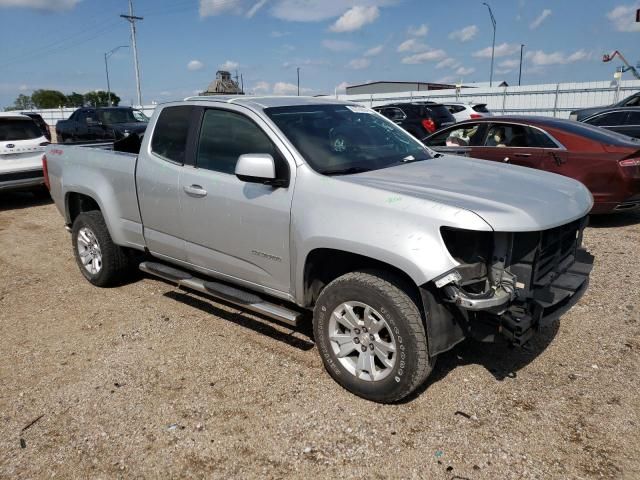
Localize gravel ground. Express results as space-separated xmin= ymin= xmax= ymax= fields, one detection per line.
xmin=0 ymin=191 xmax=638 ymax=479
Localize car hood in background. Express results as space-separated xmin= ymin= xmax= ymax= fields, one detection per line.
xmin=339 ymin=156 xmax=593 ymax=232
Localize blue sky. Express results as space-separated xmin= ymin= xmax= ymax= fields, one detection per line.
xmin=1 ymin=0 xmax=639 ymax=107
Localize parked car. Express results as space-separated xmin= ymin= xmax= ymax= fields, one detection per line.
xmin=570 ymin=91 xmax=640 ymax=121
xmin=442 ymin=102 xmax=492 ymax=121
xmin=423 ymin=116 xmax=640 ymax=214
xmin=20 ymin=112 xmax=51 ymax=140
xmin=55 ymin=106 xmax=148 ymax=144
xmin=373 ymin=102 xmax=455 ymax=138
xmin=0 ymin=112 xmax=49 ymax=192
xmin=581 ymin=107 xmax=640 ymax=139
xmin=44 ymin=97 xmax=593 ymax=403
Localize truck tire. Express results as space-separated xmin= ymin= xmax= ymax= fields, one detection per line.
xmin=313 ymin=270 xmax=432 ymax=403
xmin=71 ymin=210 xmax=132 ymax=287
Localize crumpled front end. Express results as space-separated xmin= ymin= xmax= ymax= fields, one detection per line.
xmin=423 ymin=216 xmax=593 ymax=354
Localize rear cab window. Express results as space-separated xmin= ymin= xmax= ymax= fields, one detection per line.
xmin=150 ymin=106 xmax=195 ymax=164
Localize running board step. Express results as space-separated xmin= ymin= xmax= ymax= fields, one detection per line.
xmin=139 ymin=261 xmax=301 ymax=327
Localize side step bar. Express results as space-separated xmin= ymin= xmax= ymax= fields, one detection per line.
xmin=139 ymin=261 xmax=301 ymax=327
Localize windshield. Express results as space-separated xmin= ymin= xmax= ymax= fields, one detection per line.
xmin=0 ymin=118 xmax=43 ymax=141
xmin=265 ymin=104 xmax=432 ymax=175
xmin=98 ymin=109 xmax=148 ymax=124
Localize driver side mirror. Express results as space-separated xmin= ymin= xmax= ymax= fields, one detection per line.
xmin=235 ymin=154 xmax=287 ymax=187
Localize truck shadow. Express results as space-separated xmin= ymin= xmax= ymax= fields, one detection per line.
xmin=588 ymin=211 xmax=640 ymax=228
xmin=0 ymin=191 xmax=52 ymax=212
xmin=402 ymin=321 xmax=560 ymax=403
xmin=164 ymin=289 xmax=316 ymax=351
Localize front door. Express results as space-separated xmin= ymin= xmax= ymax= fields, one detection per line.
xmin=179 ymin=107 xmax=295 ymax=296
xmin=472 ymin=123 xmax=548 ymax=170
xmin=423 ymin=122 xmax=485 ymax=157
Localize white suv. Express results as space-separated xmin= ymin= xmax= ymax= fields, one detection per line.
xmin=443 ymin=102 xmax=492 ymax=122
xmin=0 ymin=112 xmax=49 ymax=192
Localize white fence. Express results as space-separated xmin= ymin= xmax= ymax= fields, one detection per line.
xmin=337 ymin=79 xmax=640 ymax=119
xmin=18 ymin=79 xmax=640 ymax=127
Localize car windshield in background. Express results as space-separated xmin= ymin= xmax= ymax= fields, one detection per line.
xmin=98 ymin=109 xmax=148 ymax=124
xmin=0 ymin=118 xmax=43 ymax=141
xmin=265 ymin=104 xmax=432 ymax=175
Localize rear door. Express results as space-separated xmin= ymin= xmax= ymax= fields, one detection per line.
xmin=178 ymin=106 xmax=295 ymax=295
xmin=584 ymin=111 xmax=630 ymax=136
xmin=137 ymin=105 xmax=198 ymax=261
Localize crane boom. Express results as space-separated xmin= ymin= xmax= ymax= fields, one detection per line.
xmin=603 ymin=50 xmax=640 ymax=80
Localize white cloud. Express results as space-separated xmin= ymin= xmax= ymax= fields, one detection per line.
xmin=220 ymin=60 xmax=239 ymax=70
xmin=347 ymin=58 xmax=371 ymax=70
xmin=0 ymin=0 xmax=80 ymax=10
xmin=407 ymin=23 xmax=428 ymax=36
xmin=401 ymin=49 xmax=446 ymax=64
xmin=272 ymin=81 xmax=312 ymax=95
xmin=436 ymin=58 xmax=460 ymax=69
xmin=270 ymin=0 xmax=397 ymax=22
xmin=322 ymin=39 xmax=356 ymax=51
xmin=499 ymin=58 xmax=520 ymax=69
xmin=530 ymin=9 xmax=552 ymax=30
xmin=199 ymin=0 xmax=242 ymax=16
xmin=330 ymin=5 xmax=379 ymax=32
xmin=456 ymin=66 xmax=475 ymax=76
xmin=495 ymin=68 xmax=512 ymax=75
xmin=473 ymin=43 xmax=521 ymax=58
xmin=397 ymin=38 xmax=428 ymax=53
xmin=607 ymin=4 xmax=640 ymax=32
xmin=187 ymin=60 xmax=204 ymax=71
xmin=448 ymin=25 xmax=478 ymax=42
xmin=525 ymin=49 xmax=591 ymax=66
xmin=336 ymin=81 xmax=350 ymax=93
xmin=270 ymin=30 xmax=290 ymax=37
xmin=253 ymin=81 xmax=270 ymax=93
xmin=364 ymin=45 xmax=383 ymax=57
xmin=19 ymin=84 xmax=29 ymax=91
xmin=246 ymin=0 xmax=267 ymax=17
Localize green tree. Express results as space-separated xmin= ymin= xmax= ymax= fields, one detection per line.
xmin=31 ymin=89 xmax=67 ymax=108
xmin=83 ymin=90 xmax=120 ymax=107
xmin=66 ymin=92 xmax=84 ymax=108
xmin=7 ymin=93 xmax=34 ymax=110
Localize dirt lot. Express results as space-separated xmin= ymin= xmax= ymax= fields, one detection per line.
xmin=0 ymin=192 xmax=638 ymax=479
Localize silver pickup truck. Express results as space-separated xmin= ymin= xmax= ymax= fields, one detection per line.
xmin=45 ymin=96 xmax=594 ymax=403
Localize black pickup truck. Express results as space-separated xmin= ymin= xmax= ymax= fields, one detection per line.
xmin=55 ymin=107 xmax=148 ymax=144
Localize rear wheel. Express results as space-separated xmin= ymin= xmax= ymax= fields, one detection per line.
xmin=71 ymin=211 xmax=132 ymax=287
xmin=313 ymin=271 xmax=432 ymax=403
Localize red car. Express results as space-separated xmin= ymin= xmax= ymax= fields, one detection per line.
xmin=423 ymin=116 xmax=640 ymax=214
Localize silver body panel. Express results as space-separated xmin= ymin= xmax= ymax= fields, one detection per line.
xmin=46 ymin=96 xmax=593 ymax=306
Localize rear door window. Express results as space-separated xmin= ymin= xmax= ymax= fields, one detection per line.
xmin=627 ymin=112 xmax=640 ymax=125
xmin=0 ymin=118 xmax=43 ymax=141
xmin=151 ymin=105 xmax=195 ymax=164
xmin=586 ymin=111 xmax=629 ymax=126
xmin=526 ymin=127 xmax=559 ymax=148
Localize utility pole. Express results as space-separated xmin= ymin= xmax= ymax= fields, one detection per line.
xmin=104 ymin=45 xmax=129 ymax=106
xmin=240 ymin=74 xmax=244 ymax=94
xmin=120 ymin=0 xmax=143 ymax=106
xmin=518 ymin=44 xmax=525 ymax=86
xmin=297 ymin=67 xmax=300 ymax=96
xmin=482 ymin=2 xmax=496 ymax=87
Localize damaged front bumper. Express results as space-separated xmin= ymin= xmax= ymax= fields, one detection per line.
xmin=424 ymin=217 xmax=593 ymax=353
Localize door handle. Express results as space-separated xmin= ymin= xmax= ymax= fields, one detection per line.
xmin=183 ymin=184 xmax=208 ymax=197
xmin=514 ymin=153 xmax=532 ymax=157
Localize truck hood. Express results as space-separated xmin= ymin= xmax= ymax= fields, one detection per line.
xmin=339 ymin=156 xmax=593 ymax=232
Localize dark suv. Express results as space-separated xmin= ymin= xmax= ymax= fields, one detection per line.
xmin=373 ymin=102 xmax=456 ymax=139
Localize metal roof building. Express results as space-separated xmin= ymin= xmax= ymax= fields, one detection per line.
xmin=345 ymin=81 xmax=457 ymax=95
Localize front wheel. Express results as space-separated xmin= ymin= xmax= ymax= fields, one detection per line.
xmin=313 ymin=271 xmax=433 ymax=403
xmin=71 ymin=210 xmax=132 ymax=287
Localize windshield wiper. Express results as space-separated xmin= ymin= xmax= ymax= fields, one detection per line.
xmin=321 ymin=166 xmax=372 ymax=176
